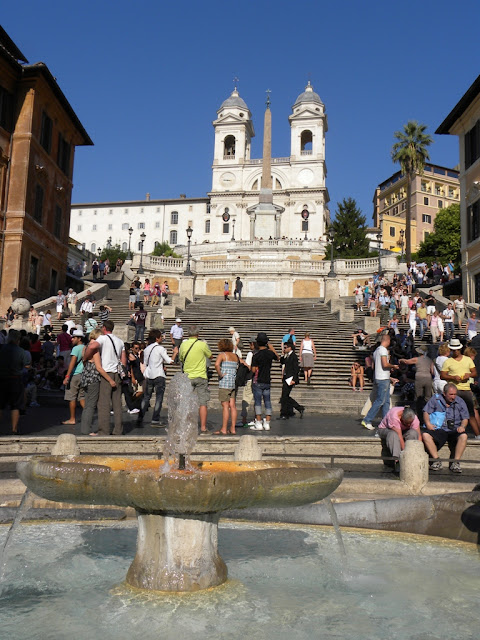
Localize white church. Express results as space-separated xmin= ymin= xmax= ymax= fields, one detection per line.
xmin=70 ymin=83 xmax=330 ymax=257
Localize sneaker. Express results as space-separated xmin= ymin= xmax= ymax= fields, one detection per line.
xmin=128 ymin=408 xmax=140 ymax=414
xmin=449 ymin=461 xmax=462 ymax=474
xmin=249 ymin=421 xmax=264 ymax=431
xmin=150 ymin=420 xmax=160 ymax=425
xmin=429 ymin=459 xmax=443 ymax=471
xmin=263 ymin=419 xmax=270 ymax=431
xmin=29 ymin=402 xmax=40 ymax=407
xmin=361 ymin=421 xmax=375 ymax=431
xmin=247 ymin=420 xmax=256 ymax=427
xmin=474 ymin=435 xmax=480 ymax=440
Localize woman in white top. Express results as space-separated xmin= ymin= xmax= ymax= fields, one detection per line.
xmin=299 ymin=332 xmax=317 ymax=386
xmin=454 ymin=295 xmax=466 ymax=330
xmin=408 ymin=306 xmax=417 ymax=337
xmin=433 ymin=343 xmax=450 ymax=394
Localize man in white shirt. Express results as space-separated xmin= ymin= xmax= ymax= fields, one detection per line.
xmin=139 ymin=329 xmax=172 ymax=427
xmin=170 ymin=318 xmax=184 ymax=363
xmin=84 ymin=319 xmax=126 ymax=436
xmin=66 ymin=289 xmax=78 ymax=316
xmin=361 ymin=334 xmax=399 ymax=430
xmin=443 ymin=303 xmax=455 ymax=341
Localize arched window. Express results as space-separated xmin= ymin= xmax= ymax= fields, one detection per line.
xmin=170 ymin=230 xmax=178 ymax=245
xmin=154 ymin=241 xmax=160 ymax=248
xmin=205 ymin=219 xmax=211 ymax=234
xmin=122 ymin=242 xmax=127 ymax=251
xmin=90 ymin=243 xmax=96 ymax=253
xmin=137 ymin=241 xmax=142 ymax=251
xmin=301 ymin=130 xmax=313 ymax=153
xmin=224 ymin=135 xmax=236 ymax=158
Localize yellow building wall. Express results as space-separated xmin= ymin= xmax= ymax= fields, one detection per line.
xmin=292 ymin=279 xmax=320 ymax=298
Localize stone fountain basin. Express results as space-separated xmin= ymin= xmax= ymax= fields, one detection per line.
xmin=17 ymin=456 xmax=343 ymax=514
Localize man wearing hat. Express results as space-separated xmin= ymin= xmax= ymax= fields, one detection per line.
xmin=62 ymin=329 xmax=85 ymax=425
xmin=440 ymin=338 xmax=480 ymax=438
xmin=250 ymin=332 xmax=279 ymax=431
xmin=279 ymin=340 xmax=304 ymax=419
xmin=170 ymin=318 xmax=183 ymax=364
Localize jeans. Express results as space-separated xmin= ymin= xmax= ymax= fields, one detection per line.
xmin=445 ymin=322 xmax=454 ymax=340
xmin=135 ymin=325 xmax=145 ymax=341
xmin=364 ymin=379 xmax=391 ymax=424
xmin=97 ymin=373 xmax=123 ymax=435
xmin=141 ymin=376 xmax=166 ymax=422
xmin=252 ymin=382 xmax=272 ymax=416
xmin=417 ymin=317 xmax=428 ymax=339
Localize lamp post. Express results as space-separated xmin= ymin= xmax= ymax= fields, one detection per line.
xmin=127 ymin=227 xmax=133 ymax=260
xmin=327 ymin=228 xmax=336 ymax=278
xmin=107 ymin=236 xmax=112 ymax=249
xmin=184 ymin=225 xmax=193 ymax=276
xmin=377 ymin=231 xmax=383 ymax=273
xmin=399 ymin=229 xmax=405 ymax=261
xmin=231 ymin=218 xmax=236 ymax=242
xmin=137 ymin=232 xmax=146 ymax=275
xmin=97 ymin=247 xmax=102 ymax=259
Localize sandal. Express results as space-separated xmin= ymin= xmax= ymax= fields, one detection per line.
xmin=228 ymin=430 xmax=236 ymax=435
xmin=213 ymin=430 xmax=228 ymax=435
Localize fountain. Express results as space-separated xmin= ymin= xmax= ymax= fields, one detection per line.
xmin=17 ymin=373 xmax=343 ymax=592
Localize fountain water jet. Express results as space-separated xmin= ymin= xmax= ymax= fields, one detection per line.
xmin=17 ymin=374 xmax=343 ymax=592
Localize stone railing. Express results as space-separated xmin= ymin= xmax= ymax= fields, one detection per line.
xmin=247 ymin=157 xmax=290 ymax=165
xmin=132 ymin=255 xmax=185 ymax=271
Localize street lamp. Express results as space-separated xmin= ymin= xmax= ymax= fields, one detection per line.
xmin=137 ymin=232 xmax=146 ymax=275
xmin=327 ymin=228 xmax=336 ymax=278
xmin=399 ymin=229 xmax=405 ymax=260
xmin=376 ymin=231 xmax=383 ymax=273
xmin=231 ymin=218 xmax=236 ymax=242
xmin=97 ymin=247 xmax=102 ymax=258
xmin=127 ymin=227 xmax=133 ymax=260
xmin=106 ymin=236 xmax=112 ymax=249
xmin=184 ymin=225 xmax=193 ymax=276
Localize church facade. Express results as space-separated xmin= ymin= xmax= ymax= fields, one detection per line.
xmin=70 ymin=83 xmax=329 ymax=256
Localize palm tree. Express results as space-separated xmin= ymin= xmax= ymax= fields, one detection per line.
xmin=391 ymin=121 xmax=433 ymax=264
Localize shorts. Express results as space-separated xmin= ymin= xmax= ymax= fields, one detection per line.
xmin=129 ymin=295 xmax=136 ymax=303
xmin=456 ymin=389 xmax=475 ymax=417
xmin=423 ymin=428 xmax=466 ymax=452
xmin=401 ymin=307 xmax=408 ymax=316
xmin=0 ymin=376 xmax=24 ymax=410
xmin=219 ymin=387 xmax=235 ymax=403
xmin=427 ymin=306 xmax=436 ymax=315
xmin=190 ymin=377 xmax=210 ymax=406
xmin=64 ymin=374 xmax=86 ymax=402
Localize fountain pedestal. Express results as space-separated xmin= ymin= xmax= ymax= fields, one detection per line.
xmin=126 ymin=512 xmax=227 ymax=592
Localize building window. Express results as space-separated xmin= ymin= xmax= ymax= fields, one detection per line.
xmin=435 ymin=185 xmax=442 ymax=196
xmin=156 ymin=207 xmax=161 ymax=213
xmin=392 ymin=206 xmax=398 ymax=216
xmin=33 ymin=184 xmax=44 ymax=223
xmin=154 ymin=241 xmax=160 ymax=248
xmin=122 ymin=242 xmax=127 ymax=251
xmin=77 ymin=224 xmax=82 ymax=231
xmin=206 ymin=204 xmax=211 ymax=213
xmin=138 ymin=222 xmax=145 ymax=229
xmin=155 ymin=221 xmax=160 ymax=228
xmin=205 ymin=219 xmax=210 ymax=234
xmin=49 ymin=269 xmax=58 ymax=296
xmin=122 ymin=223 xmax=129 ymax=230
xmin=137 ymin=241 xmax=143 ymax=251
xmin=448 ymin=187 xmax=455 ymax=198
xmin=467 ymin=200 xmax=480 ymax=242
xmin=90 ymin=243 xmax=96 ymax=253
xmin=301 ymin=220 xmax=309 ymax=231
xmin=223 ymin=223 xmax=229 ymax=234
xmin=224 ymin=135 xmax=236 ymax=157
xmin=422 ymin=214 xmax=432 ymax=223
xmin=421 ymin=182 xmax=428 ymax=192
xmin=465 ymin=120 xmax=480 ymax=169
xmin=109 ymin=209 xmax=113 ymax=215
xmin=92 ymin=224 xmax=97 ymax=231
xmin=29 ymin=256 xmax=39 ymax=289
xmin=0 ymin=85 xmax=14 ymax=131
xmin=401 ymin=202 xmax=406 ymax=211
xmin=94 ymin=210 xmax=97 ymax=215
xmin=57 ymin=133 xmax=71 ymax=176
xmin=475 ymin=273 xmax=480 ymax=304
xmin=78 ymin=210 xmax=82 ymax=216
xmin=424 ymin=232 xmax=430 ymax=240
xmin=170 ymin=230 xmax=177 ymax=245
xmin=300 ymin=129 xmax=313 ymax=153
xmin=423 ymin=197 xmax=429 ymax=205
xmin=171 ymin=211 xmax=178 ymax=225
xmin=389 ymin=226 xmax=395 ymax=237
xmin=141 ymin=208 xmax=144 ymax=213
xmin=106 ymin=224 xmax=112 ymax=230
xmin=124 ymin=208 xmax=129 ymax=214
xmin=40 ymin=111 xmax=52 ymax=153
xmin=54 ymin=205 xmax=62 ymax=238
xmin=438 ymin=200 xmax=443 ymax=209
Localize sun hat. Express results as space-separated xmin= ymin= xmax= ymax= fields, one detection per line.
xmin=175 ymin=318 xmax=182 ymax=322
xmin=448 ymin=338 xmax=462 ymax=350
xmin=73 ymin=329 xmax=84 ymax=337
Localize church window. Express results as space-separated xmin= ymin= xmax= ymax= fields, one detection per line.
xmin=122 ymin=242 xmax=127 ymax=251
xmin=122 ymin=223 xmax=129 ymax=230
xmin=223 ymin=223 xmax=229 ymax=234
xmin=205 ymin=219 xmax=210 ymax=234
xmin=170 ymin=230 xmax=178 ymax=245
xmin=90 ymin=243 xmax=96 ymax=253
xmin=171 ymin=211 xmax=178 ymax=225
xmin=301 ymin=130 xmax=313 ymax=154
xmin=224 ymin=135 xmax=236 ymax=158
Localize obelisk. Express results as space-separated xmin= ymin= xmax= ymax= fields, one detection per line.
xmin=260 ymin=92 xmax=272 ymax=197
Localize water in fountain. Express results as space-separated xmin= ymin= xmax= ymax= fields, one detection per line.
xmin=323 ymin=497 xmax=346 ymax=557
xmin=0 ymin=489 xmax=34 ymax=588
xmin=162 ymin=372 xmax=199 ymax=473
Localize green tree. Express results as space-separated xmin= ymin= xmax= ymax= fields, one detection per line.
xmin=391 ymin=120 xmax=433 ymax=265
xmin=415 ymin=203 xmax=460 ymax=267
xmin=98 ymin=244 xmax=128 ymax=265
xmin=151 ymin=241 xmax=181 ymax=258
xmin=326 ymin=198 xmax=370 ymax=258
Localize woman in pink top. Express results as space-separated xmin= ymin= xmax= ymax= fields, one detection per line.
xmin=377 ymin=406 xmax=422 ymax=468
xmin=143 ymin=279 xmax=152 ymax=305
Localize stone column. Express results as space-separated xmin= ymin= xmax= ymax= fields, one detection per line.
xmin=234 ymin=434 xmax=262 ymax=461
xmin=178 ymin=276 xmax=195 ymax=301
xmin=400 ymin=440 xmax=429 ymax=494
xmin=324 ymin=278 xmax=340 ymax=303
xmin=250 ymin=214 xmax=255 ymax=240
xmin=126 ymin=511 xmax=227 ymax=592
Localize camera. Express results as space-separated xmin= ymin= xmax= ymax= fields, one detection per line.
xmin=446 ymin=419 xmax=455 ymax=430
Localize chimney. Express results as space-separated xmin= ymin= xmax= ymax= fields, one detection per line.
xmin=180 ymin=193 xmax=186 ymax=199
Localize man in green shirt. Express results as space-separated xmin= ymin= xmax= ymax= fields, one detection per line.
xmin=179 ymin=325 xmax=212 ymax=434
xmin=62 ymin=330 xmax=85 ymax=425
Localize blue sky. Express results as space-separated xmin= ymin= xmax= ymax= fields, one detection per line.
xmin=3 ymin=1 xmax=479 ymax=223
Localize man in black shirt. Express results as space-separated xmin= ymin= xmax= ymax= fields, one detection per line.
xmin=279 ymin=340 xmax=304 ymax=419
xmin=250 ymin=332 xmax=279 ymax=431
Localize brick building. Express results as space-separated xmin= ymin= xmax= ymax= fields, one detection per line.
xmin=0 ymin=26 xmax=92 ymax=311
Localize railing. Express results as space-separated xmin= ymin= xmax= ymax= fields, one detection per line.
xmin=300 ymin=150 xmax=312 ymax=156
xmin=133 ymin=255 xmax=185 ymax=271
xmin=223 ymin=155 xmax=235 ymax=160
xmin=246 ymin=157 xmax=290 ymax=165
